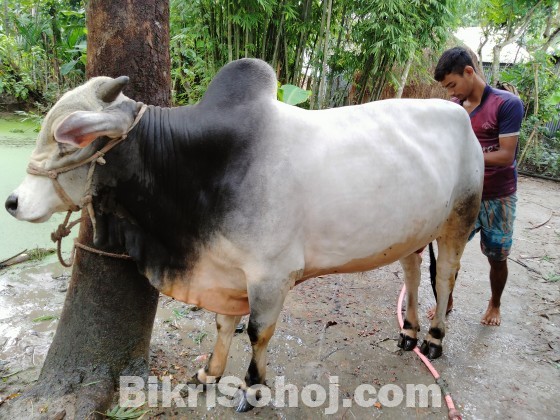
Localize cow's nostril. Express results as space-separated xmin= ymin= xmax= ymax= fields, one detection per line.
xmin=5 ymin=194 xmax=18 ymax=216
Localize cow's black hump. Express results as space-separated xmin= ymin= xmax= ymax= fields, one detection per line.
xmin=200 ymin=59 xmax=277 ymax=108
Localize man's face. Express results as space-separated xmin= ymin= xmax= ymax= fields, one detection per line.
xmin=440 ymin=70 xmax=473 ymax=102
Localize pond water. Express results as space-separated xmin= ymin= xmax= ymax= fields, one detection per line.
xmin=0 ymin=113 xmax=68 ymax=262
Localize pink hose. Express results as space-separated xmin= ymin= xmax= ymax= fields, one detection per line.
xmin=397 ymin=285 xmax=462 ymax=420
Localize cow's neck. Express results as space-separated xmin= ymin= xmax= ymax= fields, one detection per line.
xmin=93 ymin=104 xmax=251 ymax=282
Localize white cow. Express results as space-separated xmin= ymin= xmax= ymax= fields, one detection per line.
xmin=5 ymin=59 xmax=483 ymax=412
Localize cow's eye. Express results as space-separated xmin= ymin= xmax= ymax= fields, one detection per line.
xmin=57 ymin=142 xmax=75 ymax=157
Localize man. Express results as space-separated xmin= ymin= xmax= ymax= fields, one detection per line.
xmin=430 ymin=46 xmax=524 ymax=326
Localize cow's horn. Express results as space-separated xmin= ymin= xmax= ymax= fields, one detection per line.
xmin=99 ymin=76 xmax=130 ymax=103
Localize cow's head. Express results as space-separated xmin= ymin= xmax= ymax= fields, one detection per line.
xmin=5 ymin=76 xmax=138 ymax=222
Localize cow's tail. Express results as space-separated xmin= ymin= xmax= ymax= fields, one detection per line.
xmin=429 ymin=242 xmax=459 ymax=302
xmin=429 ymin=242 xmax=437 ymax=301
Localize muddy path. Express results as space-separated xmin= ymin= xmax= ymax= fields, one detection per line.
xmin=1 ymin=175 xmax=559 ymax=419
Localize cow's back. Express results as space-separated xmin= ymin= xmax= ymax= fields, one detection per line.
xmin=236 ymin=98 xmax=483 ymax=275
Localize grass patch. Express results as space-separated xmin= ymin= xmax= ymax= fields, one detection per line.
xmin=32 ymin=315 xmax=59 ymax=323
xmin=28 ymin=247 xmax=55 ymax=261
xmin=545 ymin=272 xmax=560 ymax=283
xmin=171 ymin=307 xmax=190 ymax=319
xmin=190 ymin=331 xmax=207 ymax=345
xmin=101 ymin=405 xmax=149 ymax=419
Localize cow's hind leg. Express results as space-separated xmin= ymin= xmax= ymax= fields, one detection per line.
xmin=421 ymin=193 xmax=479 ymax=359
xmin=234 ymin=280 xmax=290 ymax=412
xmin=190 ymin=313 xmax=241 ymax=385
xmin=419 ymin=238 xmax=459 ymax=359
xmin=397 ymin=252 xmax=422 ymax=351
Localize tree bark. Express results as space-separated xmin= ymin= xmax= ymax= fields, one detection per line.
xmin=12 ymin=1 xmax=170 ymax=418
xmin=395 ymin=56 xmax=413 ymax=99
xmin=292 ymin=0 xmax=312 ymax=85
xmin=318 ymin=0 xmax=333 ymax=109
xmin=310 ymin=0 xmax=328 ymax=109
xmin=272 ymin=5 xmax=285 ymax=73
xmin=227 ymin=0 xmax=233 ymax=62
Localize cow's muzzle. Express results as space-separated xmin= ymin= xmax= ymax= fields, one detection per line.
xmin=5 ymin=193 xmax=18 ymax=216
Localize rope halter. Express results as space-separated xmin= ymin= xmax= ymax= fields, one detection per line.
xmin=27 ymin=104 xmax=148 ymax=266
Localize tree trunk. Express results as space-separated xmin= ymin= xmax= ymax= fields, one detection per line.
xmin=310 ymin=0 xmax=328 ymax=109
xmin=3 ymin=0 xmax=9 ymax=36
xmin=227 ymin=0 xmax=233 ymax=62
xmin=302 ymin=31 xmax=319 ymax=90
xmin=395 ymin=56 xmax=413 ymax=98
xmin=491 ymin=44 xmax=503 ymax=86
xmin=318 ymin=0 xmax=333 ymax=109
xmin=9 ymin=1 xmax=170 ymax=418
xmin=272 ymin=8 xmax=285 ymax=72
xmin=292 ymin=0 xmax=312 ymax=85
xmin=357 ymin=54 xmax=374 ymax=104
xmin=326 ymin=5 xmax=347 ymax=105
xmin=260 ymin=17 xmax=270 ymax=59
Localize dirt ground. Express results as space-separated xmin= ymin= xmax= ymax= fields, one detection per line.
xmin=1 ymin=175 xmax=559 ymax=419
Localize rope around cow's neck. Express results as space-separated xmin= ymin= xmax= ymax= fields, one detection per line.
xmin=51 ymin=210 xmax=133 ymax=267
xmin=34 ymin=104 xmax=148 ymax=267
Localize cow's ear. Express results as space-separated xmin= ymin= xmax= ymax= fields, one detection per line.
xmin=54 ymin=110 xmax=130 ymax=148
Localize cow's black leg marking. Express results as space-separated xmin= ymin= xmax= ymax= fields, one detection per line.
xmin=234 ymin=280 xmax=289 ymax=413
xmin=398 ymin=319 xmax=420 ymax=351
xmin=420 ymin=326 xmax=445 ymax=359
xmin=188 ymin=314 xmax=240 ymax=390
xmin=398 ymin=253 xmax=422 ymax=351
xmin=428 ymin=327 xmax=444 ymax=340
xmin=234 ymin=317 xmax=275 ymax=412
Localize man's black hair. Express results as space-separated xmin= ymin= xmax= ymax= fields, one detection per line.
xmin=434 ymin=47 xmax=475 ymax=82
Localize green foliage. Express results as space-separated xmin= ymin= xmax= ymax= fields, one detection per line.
xmin=278 ymin=84 xmax=311 ymax=105
xmin=0 ymin=0 xmax=86 ymax=108
xmin=28 ymin=247 xmax=56 ymax=260
xmin=500 ymin=52 xmax=560 ymax=178
xmin=545 ymin=272 xmax=560 ymax=283
xmin=103 ymin=405 xmax=148 ymax=420
xmin=190 ymin=331 xmax=208 ymax=345
xmin=166 ymin=0 xmax=463 ymax=105
xmin=32 ymin=315 xmax=59 ymax=322
xmin=344 ymin=0 xmax=461 ymax=102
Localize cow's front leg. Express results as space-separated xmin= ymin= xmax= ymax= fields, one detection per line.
xmin=235 ymin=282 xmax=288 ymax=412
xmin=190 ymin=313 xmax=241 ymax=386
xmin=397 ymin=252 xmax=422 ymax=351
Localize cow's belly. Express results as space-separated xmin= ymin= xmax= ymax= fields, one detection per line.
xmin=298 ymin=171 xmax=453 ymax=276
xmin=163 ymin=283 xmax=249 ymax=316
xmin=158 ymin=236 xmax=251 ymax=316
xmin=301 ymin=231 xmax=432 ymax=280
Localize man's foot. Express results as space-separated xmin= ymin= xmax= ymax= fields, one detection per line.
xmin=481 ymin=302 xmax=501 ymax=326
xmin=426 ymin=296 xmax=453 ymax=320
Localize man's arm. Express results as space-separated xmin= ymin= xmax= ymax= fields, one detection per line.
xmin=484 ymin=135 xmax=518 ymax=167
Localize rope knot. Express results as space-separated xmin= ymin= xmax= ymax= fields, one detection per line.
xmin=80 ymin=194 xmax=93 ymax=207
xmin=94 ymin=151 xmax=106 ymax=165
xmin=48 ymin=170 xmax=58 ymax=179
xmin=51 ymin=224 xmax=72 ymax=242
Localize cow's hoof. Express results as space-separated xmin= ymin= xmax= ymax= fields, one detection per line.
xmin=187 ymin=373 xmax=203 ymax=386
xmin=234 ymin=389 xmax=255 ymax=413
xmin=185 ymin=373 xmax=220 ymax=391
xmin=397 ymin=333 xmax=418 ymax=351
xmin=420 ymin=340 xmax=443 ymax=359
